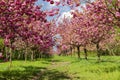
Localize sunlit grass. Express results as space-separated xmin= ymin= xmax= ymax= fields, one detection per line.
xmin=0 ymin=55 xmax=120 ymax=80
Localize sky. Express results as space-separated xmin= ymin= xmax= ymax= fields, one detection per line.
xmin=36 ymin=0 xmax=76 ymax=21
xmin=35 ymin=0 xmax=74 ymax=51
xmin=35 ymin=0 xmax=88 ymax=22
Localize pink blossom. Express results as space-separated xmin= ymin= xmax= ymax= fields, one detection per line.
xmin=115 ymin=12 xmax=120 ymax=17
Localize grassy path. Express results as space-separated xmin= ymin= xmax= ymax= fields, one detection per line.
xmin=0 ymin=56 xmax=120 ymax=80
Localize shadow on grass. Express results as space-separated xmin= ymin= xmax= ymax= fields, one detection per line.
xmin=71 ymin=57 xmax=120 ymax=64
xmin=86 ymin=65 xmax=120 ymax=73
xmin=100 ymin=60 xmax=120 ymax=63
xmin=40 ymin=59 xmax=63 ymax=65
xmin=45 ymin=59 xmax=63 ymax=62
xmin=0 ymin=66 xmax=73 ymax=80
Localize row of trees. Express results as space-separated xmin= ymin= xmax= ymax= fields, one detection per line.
xmin=56 ymin=0 xmax=120 ymax=61
xmin=0 ymin=0 xmax=56 ymax=66
xmin=0 ymin=0 xmax=120 ymax=63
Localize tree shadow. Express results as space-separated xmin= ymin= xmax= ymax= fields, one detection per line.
xmin=0 ymin=66 xmax=74 ymax=80
xmin=70 ymin=58 xmax=92 ymax=63
xmin=41 ymin=59 xmax=64 ymax=65
xmin=71 ymin=57 xmax=120 ymax=64
xmin=87 ymin=65 xmax=120 ymax=73
xmin=45 ymin=59 xmax=63 ymax=62
xmin=100 ymin=60 xmax=120 ymax=63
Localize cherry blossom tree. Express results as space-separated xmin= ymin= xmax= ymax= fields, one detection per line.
xmin=79 ymin=0 xmax=114 ymax=61
xmin=57 ymin=18 xmax=88 ymax=58
xmin=71 ymin=13 xmax=90 ymax=59
xmin=57 ymin=20 xmax=74 ymax=56
xmin=57 ymin=0 xmax=115 ymax=60
xmin=0 ymin=0 xmax=54 ymax=64
xmin=104 ymin=0 xmax=120 ymax=23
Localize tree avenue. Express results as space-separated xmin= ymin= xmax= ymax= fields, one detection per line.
xmin=56 ymin=0 xmax=118 ymax=61
xmin=0 ymin=0 xmax=120 ymax=63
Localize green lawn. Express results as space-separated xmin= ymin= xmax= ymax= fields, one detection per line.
xmin=0 ymin=55 xmax=120 ymax=80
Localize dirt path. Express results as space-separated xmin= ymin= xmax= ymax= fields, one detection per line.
xmin=48 ymin=61 xmax=71 ymax=69
xmin=32 ymin=61 xmax=73 ymax=80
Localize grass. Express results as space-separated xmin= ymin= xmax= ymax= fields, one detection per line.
xmin=0 ymin=55 xmax=120 ymax=80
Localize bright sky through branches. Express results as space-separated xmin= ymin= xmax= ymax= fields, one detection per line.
xmin=36 ymin=0 xmax=77 ymax=21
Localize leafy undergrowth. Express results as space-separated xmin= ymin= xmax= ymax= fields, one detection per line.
xmin=0 ymin=55 xmax=120 ymax=80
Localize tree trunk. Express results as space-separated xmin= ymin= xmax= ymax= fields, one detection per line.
xmin=39 ymin=52 xmax=43 ymax=59
xmin=39 ymin=52 xmax=41 ymax=58
xmin=5 ymin=47 xmax=8 ymax=60
xmin=73 ymin=47 xmax=75 ymax=56
xmin=70 ymin=47 xmax=73 ymax=56
xmin=96 ymin=43 xmax=100 ymax=61
xmin=9 ymin=48 xmax=12 ymax=68
xmin=3 ymin=46 xmax=5 ymax=56
xmin=84 ymin=47 xmax=87 ymax=60
xmin=77 ymin=46 xmax=80 ymax=58
xmin=17 ymin=51 xmax=21 ymax=60
xmin=31 ymin=51 xmax=34 ymax=61
xmin=25 ymin=48 xmax=27 ymax=62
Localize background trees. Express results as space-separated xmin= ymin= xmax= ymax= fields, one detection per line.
xmin=56 ymin=0 xmax=115 ymax=61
